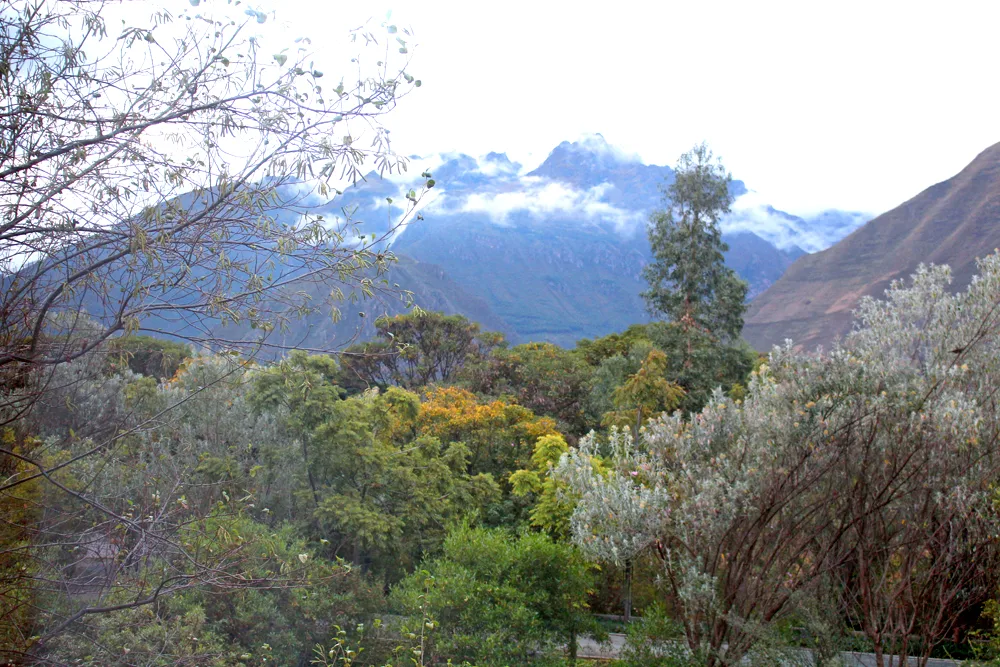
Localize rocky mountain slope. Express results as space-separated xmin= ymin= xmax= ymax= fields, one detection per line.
xmin=744 ymin=142 xmax=1000 ymax=352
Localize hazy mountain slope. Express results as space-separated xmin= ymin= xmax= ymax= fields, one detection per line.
xmin=392 ymin=215 xmax=650 ymax=345
xmin=231 ymin=135 xmax=861 ymax=346
xmin=744 ymin=142 xmax=1000 ymax=352
xmin=211 ymin=255 xmax=513 ymax=355
xmin=723 ymin=232 xmax=805 ymax=300
xmin=393 ymin=215 xmax=803 ymax=346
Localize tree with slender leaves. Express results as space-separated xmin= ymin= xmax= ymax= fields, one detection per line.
xmin=0 ymin=0 xmax=429 ymax=655
xmin=339 ymin=310 xmax=504 ymax=392
xmin=642 ymin=143 xmax=748 ymax=355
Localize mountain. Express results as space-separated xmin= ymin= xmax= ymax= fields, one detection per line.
xmin=212 ymin=255 xmax=514 ymax=354
xmin=322 ymin=134 xmax=864 ymax=346
xmin=743 ymin=142 xmax=1000 ymax=352
xmin=23 ymin=181 xmax=511 ymax=357
xmin=56 ymin=135 xmax=867 ymax=351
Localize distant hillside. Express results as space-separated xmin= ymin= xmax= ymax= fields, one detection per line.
xmin=204 ymin=134 xmax=867 ymax=347
xmin=210 ymin=255 xmax=514 ymax=355
xmin=744 ymin=142 xmax=1000 ymax=352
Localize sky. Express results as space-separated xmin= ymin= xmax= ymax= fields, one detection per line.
xmin=164 ymin=0 xmax=1000 ymax=217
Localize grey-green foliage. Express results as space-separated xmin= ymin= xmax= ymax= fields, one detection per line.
xmin=44 ymin=601 xmax=240 ymax=667
xmin=23 ymin=353 xmax=383 ymax=664
xmin=642 ymin=143 xmax=748 ymax=344
xmin=563 ymin=254 xmax=1000 ymax=666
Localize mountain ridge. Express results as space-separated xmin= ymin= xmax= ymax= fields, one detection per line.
xmin=55 ymin=135 xmax=873 ymax=350
xmin=744 ymin=141 xmax=1000 ymax=352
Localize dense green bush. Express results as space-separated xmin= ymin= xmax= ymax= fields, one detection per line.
xmin=105 ymin=335 xmax=192 ymax=380
xmin=392 ymin=524 xmax=602 ymax=666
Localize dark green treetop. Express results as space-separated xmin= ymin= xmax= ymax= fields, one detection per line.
xmin=339 ymin=310 xmax=505 ymax=392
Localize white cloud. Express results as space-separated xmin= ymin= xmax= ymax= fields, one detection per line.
xmin=476 ymin=156 xmax=521 ymax=178
xmin=325 ymin=145 xmax=874 ymax=253
xmin=569 ymin=133 xmax=643 ymax=164
xmin=381 ymin=152 xmax=455 ymax=184
xmin=438 ymin=177 xmax=644 ymax=233
xmin=382 ymin=186 xmax=446 ymax=243
xmin=726 ymin=192 xmax=869 ymax=253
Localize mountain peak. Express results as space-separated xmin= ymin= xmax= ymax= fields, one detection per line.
xmin=549 ymin=133 xmax=639 ymax=164
xmin=528 ymin=134 xmax=647 ymax=188
xmin=484 ymin=151 xmax=512 ymax=164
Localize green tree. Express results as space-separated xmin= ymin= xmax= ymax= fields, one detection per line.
xmin=576 ymin=324 xmax=652 ymax=367
xmin=339 ymin=311 xmax=505 ymax=392
xmin=44 ymin=517 xmax=380 ymax=666
xmin=643 ymin=321 xmax=757 ymax=412
xmin=642 ymin=143 xmax=749 ymax=354
xmin=309 ymin=389 xmax=500 ymax=578
xmin=105 ymin=335 xmax=191 ymax=380
xmin=249 ymin=350 xmax=347 ymax=515
xmin=13 ymin=352 xmax=383 ymax=664
xmin=601 ymin=349 xmax=685 ymax=440
xmin=462 ymin=341 xmax=595 ymax=436
xmin=582 ymin=324 xmax=755 ymax=416
xmin=417 ymin=386 xmax=559 ymax=482
xmin=392 ymin=524 xmax=602 ymax=666
xmin=509 ymin=434 xmax=576 ymax=539
xmin=253 ymin=361 xmax=501 ymax=577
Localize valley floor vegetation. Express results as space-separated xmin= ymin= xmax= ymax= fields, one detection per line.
xmin=10 ymin=260 xmax=1000 ymax=666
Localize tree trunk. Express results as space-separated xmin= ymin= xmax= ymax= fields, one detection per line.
xmin=624 ymin=558 xmax=633 ymax=623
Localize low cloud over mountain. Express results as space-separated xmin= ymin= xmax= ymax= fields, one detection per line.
xmin=369 ymin=134 xmax=871 ymax=255
xmin=727 ymin=192 xmax=871 ymax=253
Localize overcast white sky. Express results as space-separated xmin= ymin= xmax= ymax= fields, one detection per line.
xmin=249 ymin=0 xmax=1000 ymax=216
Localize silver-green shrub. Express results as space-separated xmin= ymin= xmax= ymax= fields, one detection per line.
xmin=559 ymin=255 xmax=1000 ymax=666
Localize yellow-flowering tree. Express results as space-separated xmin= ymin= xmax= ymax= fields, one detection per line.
xmin=418 ymin=386 xmax=558 ymax=480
